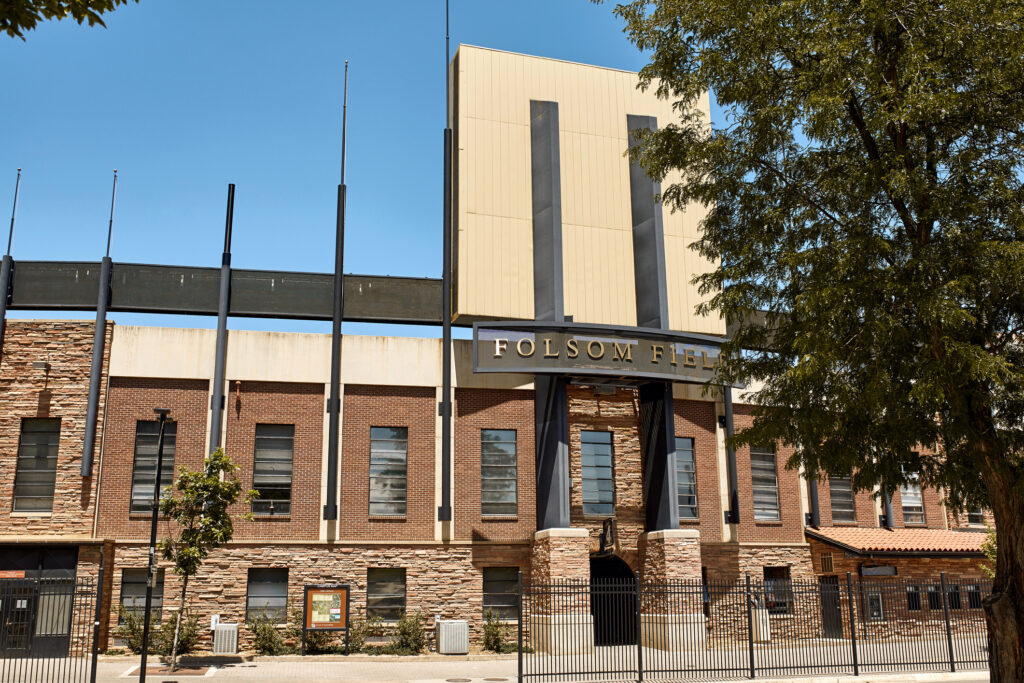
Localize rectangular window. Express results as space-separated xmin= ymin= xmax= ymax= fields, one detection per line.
xmin=867 ymin=592 xmax=885 ymax=621
xmin=369 ymin=427 xmax=407 ymax=516
xmin=750 ymin=446 xmax=780 ymax=521
xmin=130 ymin=420 xmax=177 ymax=514
xmin=251 ymin=424 xmax=294 ymax=515
xmin=927 ymin=585 xmax=943 ymax=610
xmin=906 ymin=585 xmax=922 ymax=612
xmin=675 ymin=437 xmax=698 ymax=520
xmin=481 ymin=429 xmax=517 ymax=517
xmin=367 ymin=568 xmax=406 ymax=621
xmin=829 ymin=477 xmax=856 ymax=523
xmin=763 ymin=567 xmax=792 ymax=615
xmin=967 ymin=584 xmax=983 ymax=609
xmin=120 ymin=569 xmax=164 ymax=623
xmin=581 ymin=431 xmax=614 ymax=517
xmin=246 ymin=568 xmax=288 ymax=622
xmin=12 ymin=418 xmax=61 ymax=512
xmin=947 ymin=584 xmax=962 ymax=610
xmin=900 ymin=473 xmax=925 ymax=525
xmin=820 ymin=553 xmax=834 ymax=574
xmin=967 ymin=509 xmax=985 ymax=526
xmin=482 ymin=567 xmax=519 ymax=620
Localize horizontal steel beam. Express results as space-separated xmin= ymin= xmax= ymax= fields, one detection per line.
xmin=7 ymin=260 xmax=444 ymax=325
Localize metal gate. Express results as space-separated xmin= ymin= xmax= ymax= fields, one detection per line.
xmin=0 ymin=578 xmax=97 ymax=683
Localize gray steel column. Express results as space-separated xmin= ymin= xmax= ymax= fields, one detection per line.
xmin=0 ymin=169 xmax=21 ymax=359
xmin=808 ymin=476 xmax=821 ymax=527
xmin=208 ymin=184 xmax=235 ymax=455
xmin=723 ymin=386 xmax=740 ymax=524
xmin=531 ymin=100 xmax=570 ymax=531
xmin=627 ymin=114 xmax=680 ymax=531
xmin=81 ymin=255 xmax=111 ymax=476
xmin=881 ymin=486 xmax=895 ymax=528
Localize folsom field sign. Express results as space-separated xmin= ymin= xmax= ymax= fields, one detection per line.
xmin=472 ymin=322 xmax=728 ymax=385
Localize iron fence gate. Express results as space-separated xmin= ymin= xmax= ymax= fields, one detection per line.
xmin=0 ymin=578 xmax=98 ymax=683
xmin=518 ymin=573 xmax=991 ymax=682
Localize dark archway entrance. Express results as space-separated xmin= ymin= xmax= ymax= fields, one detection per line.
xmin=590 ymin=554 xmax=637 ymax=646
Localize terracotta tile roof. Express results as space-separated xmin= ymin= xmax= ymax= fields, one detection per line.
xmin=805 ymin=526 xmax=986 ymax=555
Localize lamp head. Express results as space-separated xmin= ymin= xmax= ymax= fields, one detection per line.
xmin=153 ymin=408 xmax=171 ymax=420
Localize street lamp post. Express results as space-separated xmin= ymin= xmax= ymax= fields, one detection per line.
xmin=138 ymin=408 xmax=170 ymax=683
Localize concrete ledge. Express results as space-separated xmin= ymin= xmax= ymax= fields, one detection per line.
xmin=534 ymin=528 xmax=590 ymax=540
xmin=646 ymin=529 xmax=700 ymax=541
xmin=529 ymin=614 xmax=595 ymax=654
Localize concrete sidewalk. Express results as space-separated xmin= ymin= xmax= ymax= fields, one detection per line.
xmin=88 ymin=659 xmax=988 ymax=683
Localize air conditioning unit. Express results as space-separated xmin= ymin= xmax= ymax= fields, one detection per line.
xmin=436 ymin=619 xmax=469 ymax=655
xmin=212 ymin=623 xmax=238 ymax=654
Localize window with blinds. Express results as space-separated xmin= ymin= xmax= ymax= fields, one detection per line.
xmin=829 ymin=477 xmax=856 ymax=523
xmin=482 ymin=567 xmax=519 ymax=620
xmin=13 ymin=418 xmax=61 ymax=512
xmin=367 ymin=568 xmax=406 ymax=621
xmin=750 ymin=445 xmax=780 ymax=521
xmin=675 ymin=437 xmax=698 ymax=520
xmin=967 ymin=509 xmax=985 ymax=525
xmin=130 ymin=420 xmax=177 ymax=513
xmin=120 ymin=568 xmax=164 ymax=622
xmin=900 ymin=471 xmax=925 ymax=525
xmin=581 ymin=430 xmax=614 ymax=517
xmin=252 ymin=424 xmax=294 ymax=515
xmin=246 ymin=568 xmax=288 ymax=622
xmin=481 ymin=429 xmax=517 ymax=516
xmin=369 ymin=427 xmax=407 ymax=516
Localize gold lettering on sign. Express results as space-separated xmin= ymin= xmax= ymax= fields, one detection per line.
xmin=517 ymin=338 xmax=536 ymax=357
xmin=684 ymin=349 xmax=697 ymax=367
xmin=567 ymin=338 xmax=579 ymax=358
xmin=613 ymin=342 xmax=633 ymax=362
xmin=702 ymin=351 xmax=716 ymax=369
xmin=544 ymin=338 xmax=559 ymax=358
xmin=651 ymin=344 xmax=663 ymax=363
xmin=587 ymin=340 xmax=605 ymax=359
xmin=669 ymin=344 xmax=678 ymax=366
xmin=494 ymin=339 xmax=509 ymax=358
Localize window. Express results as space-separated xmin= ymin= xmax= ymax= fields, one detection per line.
xmin=866 ymin=592 xmax=885 ymax=620
xmin=246 ymin=568 xmax=288 ymax=622
xmin=900 ymin=467 xmax=925 ymax=525
xmin=750 ymin=446 xmax=780 ymax=521
xmin=820 ymin=553 xmax=834 ymax=574
xmin=120 ymin=569 xmax=164 ymax=622
xmin=12 ymin=418 xmax=61 ymax=512
xmin=130 ymin=420 xmax=177 ymax=514
xmin=482 ymin=567 xmax=519 ymax=620
xmin=763 ymin=567 xmax=792 ymax=615
xmin=581 ymin=431 xmax=614 ymax=517
xmin=252 ymin=424 xmax=294 ymax=515
xmin=927 ymin=585 xmax=943 ymax=610
xmin=829 ymin=477 xmax=856 ymax=523
xmin=967 ymin=584 xmax=983 ymax=609
xmin=481 ymin=430 xmax=517 ymax=516
xmin=675 ymin=437 xmax=698 ymax=520
xmin=967 ymin=509 xmax=985 ymax=526
xmin=369 ymin=427 xmax=407 ymax=516
xmin=367 ymin=568 xmax=406 ymax=621
xmin=906 ymin=585 xmax=922 ymax=612
xmin=947 ymin=584 xmax=962 ymax=610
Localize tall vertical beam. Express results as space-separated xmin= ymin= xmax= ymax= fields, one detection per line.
xmin=208 ymin=184 xmax=235 ymax=455
xmin=807 ymin=476 xmax=821 ymax=527
xmin=723 ymin=386 xmax=740 ymax=524
xmin=531 ymin=100 xmax=570 ymax=531
xmin=0 ymin=169 xmax=21 ymax=359
xmin=82 ymin=171 xmax=117 ymax=476
xmin=627 ymin=114 xmax=679 ymax=531
xmin=438 ymin=10 xmax=454 ymax=525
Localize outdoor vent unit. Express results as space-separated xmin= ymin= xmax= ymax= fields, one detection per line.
xmin=212 ymin=623 xmax=238 ymax=654
xmin=436 ymin=619 xmax=469 ymax=654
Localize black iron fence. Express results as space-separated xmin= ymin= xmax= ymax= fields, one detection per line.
xmin=0 ymin=577 xmax=98 ymax=683
xmin=518 ymin=574 xmax=990 ymax=682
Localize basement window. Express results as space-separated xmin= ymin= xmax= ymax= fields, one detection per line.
xmin=367 ymin=568 xmax=406 ymax=622
xmin=120 ymin=569 xmax=164 ymax=623
xmin=482 ymin=567 xmax=519 ymax=620
xmin=763 ymin=566 xmax=793 ymax=615
xmin=246 ymin=568 xmax=288 ymax=623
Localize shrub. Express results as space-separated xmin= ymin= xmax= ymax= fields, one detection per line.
xmin=247 ymin=613 xmax=285 ymax=655
xmin=284 ymin=608 xmax=338 ymax=654
xmin=347 ymin=610 xmax=384 ymax=653
xmin=114 ymin=608 xmax=201 ymax=656
xmin=389 ymin=611 xmax=426 ymax=654
xmin=483 ymin=611 xmax=523 ymax=653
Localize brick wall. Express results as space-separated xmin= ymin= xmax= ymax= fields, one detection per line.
xmin=732 ymin=405 xmax=805 ymax=544
xmin=889 ymin=483 xmax=946 ymax=528
xmin=947 ymin=506 xmax=995 ymax=530
xmin=96 ymin=377 xmax=209 ymax=539
xmin=224 ymin=381 xmax=323 ymax=542
xmin=673 ymin=398 xmax=721 ymax=540
xmin=0 ymin=321 xmax=111 ymax=536
xmin=807 ymin=537 xmax=990 ymax=581
xmin=339 ymin=385 xmax=435 ymax=541
xmin=453 ymin=388 xmax=536 ymax=543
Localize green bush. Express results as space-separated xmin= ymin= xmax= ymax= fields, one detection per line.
xmin=114 ymin=608 xmax=201 ymax=656
xmin=247 ymin=613 xmax=285 ymax=655
xmin=346 ymin=610 xmax=384 ymax=653
xmin=389 ymin=611 xmax=426 ymax=654
xmin=284 ymin=608 xmax=340 ymax=654
xmin=483 ymin=611 xmax=524 ymax=653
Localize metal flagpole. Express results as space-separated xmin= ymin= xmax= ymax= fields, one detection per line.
xmin=0 ymin=168 xmax=22 ymax=358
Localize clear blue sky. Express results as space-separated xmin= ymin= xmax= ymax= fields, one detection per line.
xmin=0 ymin=1 xmax=687 ymax=337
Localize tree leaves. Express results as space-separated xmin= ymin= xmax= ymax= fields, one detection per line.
xmin=1 ymin=0 xmax=138 ymax=39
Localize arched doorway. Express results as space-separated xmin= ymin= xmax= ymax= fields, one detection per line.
xmin=590 ymin=554 xmax=637 ymax=646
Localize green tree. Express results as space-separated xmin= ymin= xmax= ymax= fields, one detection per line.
xmin=604 ymin=1 xmax=1024 ymax=680
xmin=159 ymin=448 xmax=254 ymax=672
xmin=2 ymin=1 xmax=138 ymax=39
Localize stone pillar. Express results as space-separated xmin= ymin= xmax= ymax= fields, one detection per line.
xmin=528 ymin=528 xmax=594 ymax=654
xmin=639 ymin=529 xmax=706 ymax=651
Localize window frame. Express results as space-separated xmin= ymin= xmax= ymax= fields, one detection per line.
xmin=369 ymin=427 xmax=408 ymax=517
xmin=251 ymin=424 xmax=295 ymax=516
xmin=899 ymin=468 xmax=926 ymax=525
xmin=906 ymin=585 xmax=922 ymax=612
xmin=245 ymin=568 xmax=288 ymax=623
xmin=366 ymin=568 xmax=406 ymax=622
xmin=762 ymin=566 xmax=793 ymax=615
xmin=828 ymin=476 xmax=857 ymax=524
xmin=482 ymin=567 xmax=519 ymax=620
xmin=481 ymin=429 xmax=518 ymax=517
xmin=12 ymin=418 xmax=62 ymax=512
xmin=750 ymin=446 xmax=781 ymax=521
xmin=119 ymin=568 xmax=165 ymax=623
xmin=866 ymin=592 xmax=885 ymax=621
xmin=129 ymin=420 xmax=177 ymax=514
xmin=675 ymin=437 xmax=698 ymax=521
xmin=580 ymin=430 xmax=615 ymax=518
